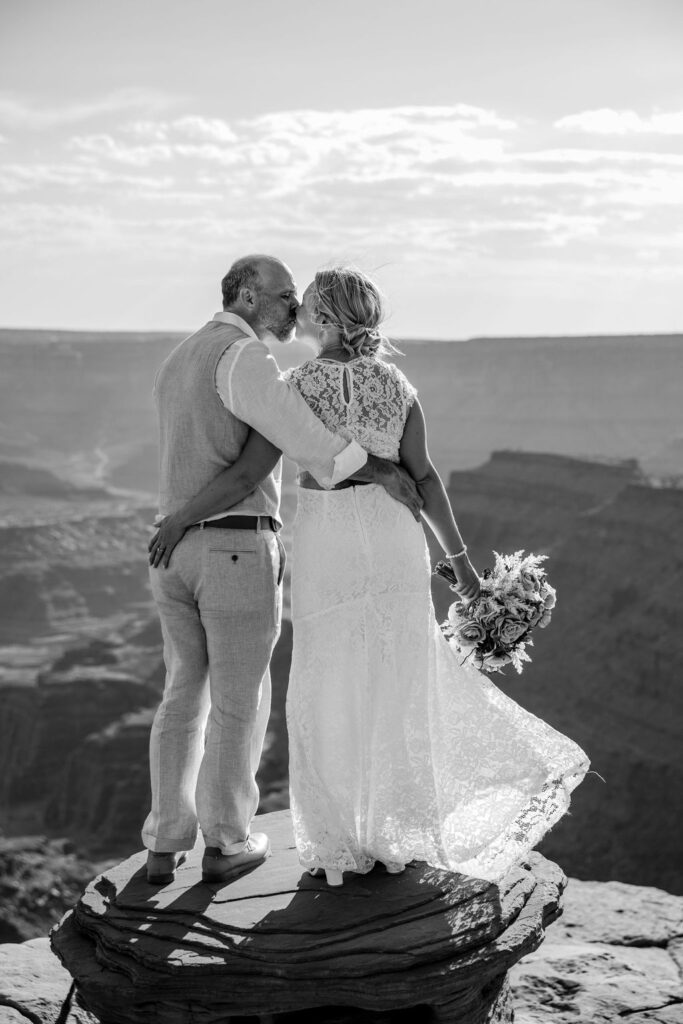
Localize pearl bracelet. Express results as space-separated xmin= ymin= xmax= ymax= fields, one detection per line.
xmin=446 ymin=545 xmax=467 ymax=559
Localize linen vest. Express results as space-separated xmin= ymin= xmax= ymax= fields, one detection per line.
xmin=154 ymin=319 xmax=281 ymax=519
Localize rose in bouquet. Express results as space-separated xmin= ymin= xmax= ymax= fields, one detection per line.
xmin=434 ymin=550 xmax=556 ymax=674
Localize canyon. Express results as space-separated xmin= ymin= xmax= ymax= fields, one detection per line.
xmin=0 ymin=328 xmax=681 ymax=942
xmin=2 ymin=328 xmax=682 ymax=492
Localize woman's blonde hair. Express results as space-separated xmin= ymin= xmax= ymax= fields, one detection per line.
xmin=312 ymin=266 xmax=400 ymax=358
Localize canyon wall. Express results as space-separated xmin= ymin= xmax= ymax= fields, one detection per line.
xmin=2 ymin=330 xmax=682 ymax=493
xmin=436 ymin=452 xmax=682 ymax=893
xmin=0 ymin=450 xmax=680 ymax=900
xmin=1 ymin=327 xmax=681 ymax=939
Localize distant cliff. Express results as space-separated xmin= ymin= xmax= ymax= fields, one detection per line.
xmin=0 ymin=461 xmax=109 ymax=500
xmin=0 ymin=331 xmax=178 ymax=489
xmin=0 ymin=502 xmax=154 ymax=643
xmin=2 ymin=330 xmax=682 ymax=492
xmin=0 ymin=622 xmax=291 ymax=858
xmin=0 ymin=668 xmax=158 ymax=806
xmin=438 ymin=451 xmax=683 ymax=894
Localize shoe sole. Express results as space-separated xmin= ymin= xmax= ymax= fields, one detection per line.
xmin=146 ymin=852 xmax=187 ymax=885
xmin=201 ymin=850 xmax=270 ymax=884
xmin=147 ymin=872 xmax=175 ymax=885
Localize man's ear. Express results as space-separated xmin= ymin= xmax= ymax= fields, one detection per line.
xmin=239 ymin=286 xmax=257 ymax=309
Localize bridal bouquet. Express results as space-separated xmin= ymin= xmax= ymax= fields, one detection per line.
xmin=434 ymin=550 xmax=557 ymax=674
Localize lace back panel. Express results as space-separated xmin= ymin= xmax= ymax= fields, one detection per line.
xmin=284 ymin=356 xmax=417 ymax=463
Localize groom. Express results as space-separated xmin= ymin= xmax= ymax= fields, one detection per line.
xmin=144 ymin=254 xmax=421 ymax=884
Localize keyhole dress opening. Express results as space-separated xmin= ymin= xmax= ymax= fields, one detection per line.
xmin=342 ymin=365 xmax=352 ymax=406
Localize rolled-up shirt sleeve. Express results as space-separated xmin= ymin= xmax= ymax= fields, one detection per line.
xmin=215 ymin=338 xmax=367 ymax=487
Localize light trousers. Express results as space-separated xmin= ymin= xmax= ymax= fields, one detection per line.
xmin=142 ymin=526 xmax=284 ymax=855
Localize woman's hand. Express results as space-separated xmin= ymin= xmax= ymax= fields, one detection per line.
xmin=148 ymin=514 xmax=187 ymax=569
xmin=451 ymin=554 xmax=481 ymax=603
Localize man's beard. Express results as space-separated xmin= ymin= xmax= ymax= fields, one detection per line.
xmin=270 ymin=318 xmax=297 ymax=343
xmin=257 ymin=301 xmax=297 ymax=343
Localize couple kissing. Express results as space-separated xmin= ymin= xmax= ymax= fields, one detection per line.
xmin=143 ymin=255 xmax=588 ymax=888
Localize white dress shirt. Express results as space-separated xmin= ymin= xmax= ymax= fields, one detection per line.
xmin=213 ymin=312 xmax=368 ymax=493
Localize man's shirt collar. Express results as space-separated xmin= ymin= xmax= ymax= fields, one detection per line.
xmin=212 ymin=310 xmax=260 ymax=343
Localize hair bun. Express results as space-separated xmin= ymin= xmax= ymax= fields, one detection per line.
xmin=342 ymin=323 xmax=384 ymax=355
xmin=313 ymin=265 xmax=400 ymax=359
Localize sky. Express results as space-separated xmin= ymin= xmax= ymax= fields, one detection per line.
xmin=0 ymin=0 xmax=682 ymax=338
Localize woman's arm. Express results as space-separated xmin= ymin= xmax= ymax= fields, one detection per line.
xmin=399 ymin=399 xmax=480 ymax=601
xmin=149 ymin=429 xmax=281 ymax=568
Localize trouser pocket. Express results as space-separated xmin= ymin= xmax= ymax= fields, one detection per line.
xmin=276 ymin=533 xmax=287 ymax=586
xmin=200 ymin=532 xmax=272 ymax=616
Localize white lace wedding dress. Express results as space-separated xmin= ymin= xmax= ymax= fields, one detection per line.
xmin=284 ymin=355 xmax=589 ymax=882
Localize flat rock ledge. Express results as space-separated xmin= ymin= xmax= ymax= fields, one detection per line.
xmin=50 ymin=810 xmax=565 ymax=1024
xmin=0 ymin=936 xmax=98 ymax=1024
xmin=510 ymin=875 xmax=683 ymax=1023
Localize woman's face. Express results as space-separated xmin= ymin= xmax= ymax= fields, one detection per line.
xmin=295 ymin=282 xmax=322 ymax=343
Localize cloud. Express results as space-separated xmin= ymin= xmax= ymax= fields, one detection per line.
xmin=0 ymin=161 xmax=174 ymax=195
xmin=556 ymin=108 xmax=683 ymax=135
xmin=2 ymin=102 xmax=682 ymax=276
xmin=0 ymin=202 xmax=121 ymax=251
xmin=514 ymin=148 xmax=683 ymax=168
xmin=65 ymin=107 xmax=516 ymax=198
xmin=68 ymin=133 xmax=173 ymax=166
xmin=167 ymin=116 xmax=239 ymax=143
xmin=0 ymin=89 xmax=175 ymax=131
xmin=125 ymin=116 xmax=239 ymax=144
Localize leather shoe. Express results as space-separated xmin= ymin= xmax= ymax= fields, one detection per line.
xmin=201 ymin=832 xmax=270 ymax=883
xmin=146 ymin=850 xmax=187 ymax=885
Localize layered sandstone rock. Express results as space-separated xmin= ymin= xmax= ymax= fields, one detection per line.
xmin=0 ymin=505 xmax=156 ymax=643
xmin=46 ymin=708 xmax=157 ymax=849
xmin=0 ymin=669 xmax=159 ymax=806
xmin=0 ymin=614 xmax=164 ymax=862
xmin=50 ymin=809 xmax=565 ymax=1024
xmin=0 ymin=936 xmax=98 ymax=1024
xmin=5 ymin=861 xmax=681 ymax=1023
xmin=510 ymin=876 xmax=683 ymax=1022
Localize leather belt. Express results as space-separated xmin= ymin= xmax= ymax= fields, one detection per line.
xmin=198 ymin=515 xmax=280 ymax=532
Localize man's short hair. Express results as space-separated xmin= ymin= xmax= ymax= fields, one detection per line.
xmin=221 ymin=257 xmax=263 ymax=308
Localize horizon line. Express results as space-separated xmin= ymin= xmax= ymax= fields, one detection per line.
xmin=0 ymin=326 xmax=682 ymax=345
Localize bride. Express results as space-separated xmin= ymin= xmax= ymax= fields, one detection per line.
xmin=150 ymin=265 xmax=589 ymax=886
xmin=282 ymin=267 xmax=588 ymax=885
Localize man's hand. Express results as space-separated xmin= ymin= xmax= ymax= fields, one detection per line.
xmin=148 ymin=514 xmax=187 ymax=569
xmin=451 ymin=554 xmax=481 ymax=603
xmin=375 ymin=462 xmax=423 ymax=520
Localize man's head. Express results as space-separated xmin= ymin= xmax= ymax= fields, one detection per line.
xmin=221 ymin=255 xmax=299 ymax=343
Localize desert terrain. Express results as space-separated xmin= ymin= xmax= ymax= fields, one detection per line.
xmin=0 ymin=327 xmax=681 ymax=940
